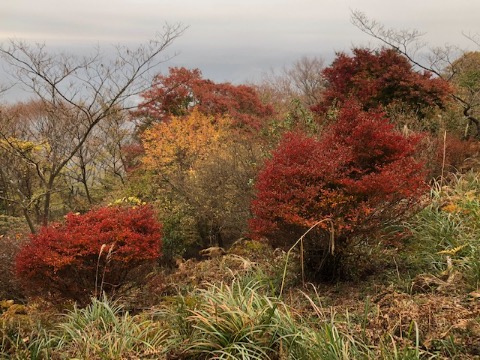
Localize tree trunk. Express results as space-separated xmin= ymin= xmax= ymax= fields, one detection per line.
xmin=23 ymin=208 xmax=36 ymax=234
xmin=42 ymin=177 xmax=56 ymax=227
xmin=79 ymin=148 xmax=93 ymax=204
xmin=463 ymin=106 xmax=480 ymax=139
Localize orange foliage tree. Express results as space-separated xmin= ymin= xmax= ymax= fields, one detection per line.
xmin=130 ymin=68 xmax=275 ymax=256
xmin=142 ymin=109 xmax=231 ymax=172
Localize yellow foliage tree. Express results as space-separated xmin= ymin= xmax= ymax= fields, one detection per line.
xmin=0 ymin=136 xmax=53 ymax=232
xmin=141 ymin=109 xmax=260 ymax=250
xmin=142 ymin=109 xmax=232 ymax=172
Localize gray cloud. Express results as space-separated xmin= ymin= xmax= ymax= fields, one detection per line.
xmin=1 ymin=0 xmax=480 ymax=96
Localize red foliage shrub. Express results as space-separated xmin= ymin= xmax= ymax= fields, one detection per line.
xmin=15 ymin=205 xmax=162 ymax=303
xmin=314 ymin=48 xmax=452 ymax=118
xmin=249 ymin=102 xmax=427 ymax=279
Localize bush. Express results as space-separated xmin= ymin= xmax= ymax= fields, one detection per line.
xmin=407 ymin=172 xmax=480 ymax=288
xmin=15 ymin=205 xmax=162 ymax=303
xmin=249 ymin=102 xmax=427 ymax=280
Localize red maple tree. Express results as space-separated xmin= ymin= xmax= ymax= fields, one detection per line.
xmin=133 ymin=67 xmax=273 ymax=130
xmin=314 ymin=48 xmax=452 ymax=118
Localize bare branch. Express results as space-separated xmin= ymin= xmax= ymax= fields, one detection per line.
xmin=351 ymin=10 xmax=480 ymax=138
xmin=0 ymin=24 xmax=186 ymax=227
xmin=350 ymin=10 xmax=436 ymax=74
xmin=463 ymin=31 xmax=480 ymax=48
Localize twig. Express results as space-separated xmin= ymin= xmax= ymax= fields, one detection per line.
xmin=279 ymin=219 xmax=334 ymax=297
xmin=94 ymin=244 xmax=107 ymax=299
xmin=440 ymin=130 xmax=447 ymax=187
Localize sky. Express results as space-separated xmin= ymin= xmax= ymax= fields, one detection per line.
xmin=1 ymin=0 xmax=480 ymax=100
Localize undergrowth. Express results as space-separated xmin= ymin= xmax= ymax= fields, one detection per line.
xmin=1 ymin=173 xmax=480 ymax=359
xmin=406 ymin=171 xmax=480 ymax=289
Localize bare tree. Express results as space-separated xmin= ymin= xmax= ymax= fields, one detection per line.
xmin=64 ymin=105 xmax=131 ymax=207
xmin=0 ymin=24 xmax=186 ymax=230
xmin=351 ymin=10 xmax=480 ymax=138
xmin=258 ymin=56 xmax=326 ymax=109
xmin=96 ymin=107 xmax=132 ymax=185
xmin=286 ymin=56 xmax=326 ymax=107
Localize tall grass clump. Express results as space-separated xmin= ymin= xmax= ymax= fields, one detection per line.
xmin=44 ymin=297 xmax=167 ymax=359
xmin=296 ymin=320 xmax=372 ymax=360
xmin=0 ymin=324 xmax=50 ymax=360
xmin=157 ymin=278 xmax=375 ymax=359
xmin=170 ymin=279 xmax=288 ymax=359
xmin=407 ymin=171 xmax=480 ymax=288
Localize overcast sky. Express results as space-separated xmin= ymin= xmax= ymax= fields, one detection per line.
xmin=1 ymin=0 xmax=480 ymax=91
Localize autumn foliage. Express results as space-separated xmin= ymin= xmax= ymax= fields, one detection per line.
xmin=134 ymin=67 xmax=273 ymax=130
xmin=249 ymin=102 xmax=427 ymax=279
xmin=314 ymin=48 xmax=452 ymax=118
xmin=15 ymin=204 xmax=162 ymax=303
xmin=141 ymin=109 xmax=261 ymax=249
xmin=141 ymin=109 xmax=231 ymax=172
